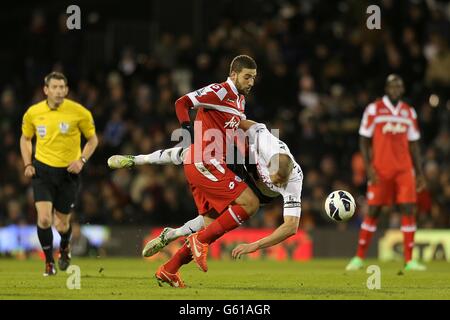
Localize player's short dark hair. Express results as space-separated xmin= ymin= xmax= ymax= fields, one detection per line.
xmin=44 ymin=72 xmax=68 ymax=86
xmin=229 ymin=55 xmax=257 ymax=74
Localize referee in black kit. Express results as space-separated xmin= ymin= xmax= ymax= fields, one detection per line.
xmin=20 ymin=72 xmax=98 ymax=276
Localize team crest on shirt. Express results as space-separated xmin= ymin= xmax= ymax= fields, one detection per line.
xmin=59 ymin=122 xmax=70 ymax=134
xmin=400 ymin=109 xmax=409 ymax=117
xmin=37 ymin=125 xmax=46 ymax=137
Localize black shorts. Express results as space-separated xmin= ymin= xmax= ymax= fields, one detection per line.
xmin=31 ymin=159 xmax=80 ymax=214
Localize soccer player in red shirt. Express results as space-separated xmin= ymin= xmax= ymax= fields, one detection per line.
xmin=346 ymin=74 xmax=427 ymax=271
xmin=155 ymin=55 xmax=261 ymax=287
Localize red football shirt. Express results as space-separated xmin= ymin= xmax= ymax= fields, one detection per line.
xmin=177 ymin=78 xmax=246 ymax=163
xmin=359 ymin=96 xmax=420 ymax=175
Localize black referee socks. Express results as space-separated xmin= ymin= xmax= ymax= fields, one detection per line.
xmin=59 ymin=225 xmax=72 ymax=251
xmin=37 ymin=226 xmax=54 ymax=263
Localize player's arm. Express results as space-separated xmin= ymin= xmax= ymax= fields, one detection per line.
xmin=238 ymin=119 xmax=257 ymax=131
xmin=20 ymin=134 xmax=35 ymax=177
xmin=408 ymin=107 xmax=426 ymax=192
xmin=231 ymin=215 xmax=299 ymax=259
xmin=107 ymin=146 xmax=186 ymax=169
xmin=409 ymin=140 xmax=426 ymax=192
xmin=359 ymin=103 xmax=377 ymax=183
xmin=359 ymin=135 xmax=377 ymax=184
xmin=175 ymin=95 xmax=195 ymax=143
xmin=20 ymin=110 xmax=36 ymax=177
xmin=176 ymin=83 xmax=232 ymax=142
xmin=68 ymin=109 xmax=98 ymax=174
xmin=81 ymin=134 xmax=99 ymax=161
xmin=67 ymin=134 xmax=98 ymax=174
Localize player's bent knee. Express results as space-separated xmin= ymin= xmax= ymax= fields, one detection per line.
xmin=56 ymin=221 xmax=70 ymax=232
xmin=38 ymin=217 xmax=52 ymax=228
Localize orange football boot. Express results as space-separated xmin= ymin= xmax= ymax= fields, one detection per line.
xmin=155 ymin=265 xmax=185 ymax=288
xmin=186 ymin=233 xmax=209 ymax=272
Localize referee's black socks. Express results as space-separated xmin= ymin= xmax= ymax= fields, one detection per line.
xmin=37 ymin=226 xmax=54 ymax=263
xmin=59 ymin=225 xmax=72 ymax=251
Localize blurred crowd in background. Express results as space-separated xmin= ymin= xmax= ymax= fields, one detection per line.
xmin=1 ymin=0 xmax=449 ymax=231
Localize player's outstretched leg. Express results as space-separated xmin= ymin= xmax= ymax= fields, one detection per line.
xmin=107 ymin=155 xmax=136 ymax=169
xmin=108 ymin=147 xmax=186 ymax=169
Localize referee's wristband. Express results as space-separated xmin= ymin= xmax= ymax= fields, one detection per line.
xmin=80 ymin=156 xmax=88 ymax=164
xmin=24 ymin=163 xmax=33 ymax=169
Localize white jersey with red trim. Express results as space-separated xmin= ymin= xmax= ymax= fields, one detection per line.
xmin=185 ymin=78 xmax=246 ymax=163
xmin=359 ymin=95 xmax=420 ymax=174
xmin=247 ymin=123 xmax=303 ymax=217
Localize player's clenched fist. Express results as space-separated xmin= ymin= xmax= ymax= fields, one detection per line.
xmin=24 ymin=165 xmax=35 ymax=178
xmin=67 ymin=159 xmax=85 ymax=174
xmin=232 ymin=242 xmax=259 ymax=259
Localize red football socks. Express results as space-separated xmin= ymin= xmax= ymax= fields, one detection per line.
xmin=197 ymin=205 xmax=249 ymax=245
xmin=356 ymin=216 xmax=378 ymax=259
xmin=163 ymin=205 xmax=250 ymax=273
xmin=164 ymin=243 xmax=193 ymax=274
xmin=401 ymin=215 xmax=416 ymax=262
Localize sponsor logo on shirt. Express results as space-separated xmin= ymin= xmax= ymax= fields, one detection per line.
xmin=224 ymin=116 xmax=240 ymax=129
xmin=382 ymin=122 xmax=407 ymax=135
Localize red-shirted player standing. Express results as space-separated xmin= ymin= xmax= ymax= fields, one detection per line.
xmin=346 ymin=74 xmax=427 ymax=271
xmin=155 ymin=55 xmax=260 ymax=287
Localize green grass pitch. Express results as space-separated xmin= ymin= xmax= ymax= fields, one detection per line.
xmin=0 ymin=258 xmax=449 ymax=300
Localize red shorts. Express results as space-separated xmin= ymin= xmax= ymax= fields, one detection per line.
xmin=367 ymin=169 xmax=416 ymax=206
xmin=184 ymin=161 xmax=247 ymax=215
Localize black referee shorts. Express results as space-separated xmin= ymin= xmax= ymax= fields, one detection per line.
xmin=31 ymin=159 xmax=80 ymax=214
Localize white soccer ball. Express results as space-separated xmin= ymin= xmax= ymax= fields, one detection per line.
xmin=324 ymin=190 xmax=356 ymax=222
